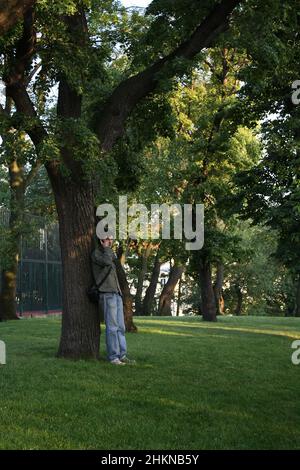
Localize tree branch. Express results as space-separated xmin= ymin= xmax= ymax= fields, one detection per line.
xmin=57 ymin=9 xmax=88 ymax=119
xmin=4 ymin=7 xmax=47 ymax=153
xmin=25 ymin=61 xmax=42 ymax=87
xmin=56 ymin=8 xmax=89 ymax=180
xmin=0 ymin=0 xmax=36 ymax=36
xmin=96 ymin=0 xmax=242 ymax=151
xmin=0 ymin=102 xmax=7 ymax=116
xmin=24 ymin=157 xmax=42 ymax=187
xmin=4 ymin=5 xmax=36 ymax=87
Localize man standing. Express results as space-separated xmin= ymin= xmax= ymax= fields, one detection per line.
xmin=91 ymin=235 xmax=135 ymax=366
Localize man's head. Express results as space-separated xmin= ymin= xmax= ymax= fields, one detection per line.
xmin=100 ymin=234 xmax=114 ymax=248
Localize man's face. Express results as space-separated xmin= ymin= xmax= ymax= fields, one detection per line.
xmin=101 ymin=236 xmax=113 ymax=248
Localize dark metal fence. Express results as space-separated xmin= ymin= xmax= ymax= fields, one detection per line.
xmin=0 ymin=208 xmax=62 ymax=315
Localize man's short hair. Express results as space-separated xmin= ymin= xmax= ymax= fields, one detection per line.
xmin=100 ymin=233 xmax=114 ymax=242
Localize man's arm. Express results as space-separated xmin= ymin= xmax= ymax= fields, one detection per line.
xmin=91 ymin=248 xmax=113 ymax=268
xmin=91 ymin=248 xmax=113 ymax=286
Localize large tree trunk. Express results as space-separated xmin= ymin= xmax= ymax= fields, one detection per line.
xmin=114 ymin=257 xmax=137 ymax=332
xmin=213 ymin=261 xmax=225 ymax=315
xmin=158 ymin=265 xmax=184 ymax=316
xmin=48 ymin=172 xmax=100 ymax=359
xmin=142 ymin=250 xmax=162 ymax=316
xmin=199 ymin=258 xmax=217 ymax=322
xmin=45 ymin=9 xmax=100 ymax=359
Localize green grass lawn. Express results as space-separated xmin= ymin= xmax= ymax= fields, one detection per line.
xmin=0 ymin=315 xmax=300 ymax=450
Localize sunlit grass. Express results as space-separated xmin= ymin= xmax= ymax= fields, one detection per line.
xmin=0 ymin=315 xmax=299 ymax=450
xmin=139 ymin=317 xmax=300 ymax=340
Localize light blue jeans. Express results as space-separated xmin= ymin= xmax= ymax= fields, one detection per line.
xmin=99 ymin=293 xmax=127 ymax=362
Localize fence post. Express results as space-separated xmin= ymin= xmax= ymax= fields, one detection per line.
xmin=45 ymin=226 xmax=49 ymax=315
xmin=0 ymin=340 xmax=6 ymax=365
xmin=19 ymin=235 xmax=23 ymax=317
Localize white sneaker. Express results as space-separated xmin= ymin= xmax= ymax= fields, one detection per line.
xmin=110 ymin=358 xmax=126 ymax=365
xmin=120 ymin=356 xmax=136 ymax=365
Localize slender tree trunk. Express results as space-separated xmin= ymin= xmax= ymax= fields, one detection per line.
xmin=199 ymin=258 xmax=217 ymax=322
xmin=48 ymin=172 xmax=100 ymax=359
xmin=235 ymin=284 xmax=243 ymax=316
xmin=115 ymin=242 xmax=137 ymax=331
xmin=0 ymin=258 xmax=19 ymax=320
xmin=135 ymin=243 xmax=152 ymax=316
xmin=142 ymin=251 xmax=162 ymax=316
xmin=117 ymin=239 xmax=130 ymax=266
xmin=176 ymin=273 xmax=183 ymax=317
xmin=114 ymin=258 xmax=137 ymax=332
xmin=158 ymin=265 xmax=184 ymax=316
xmin=294 ymin=276 xmax=300 ymax=317
xmin=213 ymin=262 xmax=225 ymax=315
xmin=0 ymin=159 xmax=25 ymax=321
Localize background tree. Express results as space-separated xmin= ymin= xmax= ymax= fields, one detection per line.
xmin=0 ymin=128 xmax=45 ymax=320
xmin=232 ymin=0 xmax=300 ymax=315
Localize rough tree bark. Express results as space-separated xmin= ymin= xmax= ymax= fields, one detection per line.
xmin=114 ymin=257 xmax=137 ymax=332
xmin=142 ymin=249 xmax=162 ymax=316
xmin=199 ymin=257 xmax=217 ymax=321
xmin=116 ymin=242 xmax=137 ymax=332
xmin=53 ymin=176 xmax=101 ymax=359
xmin=176 ymin=274 xmax=183 ymax=317
xmin=135 ymin=242 xmax=152 ymax=316
xmin=158 ymin=265 xmax=184 ymax=316
xmin=213 ymin=261 xmax=225 ymax=315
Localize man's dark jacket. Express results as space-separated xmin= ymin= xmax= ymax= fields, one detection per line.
xmin=91 ymin=246 xmax=122 ymax=295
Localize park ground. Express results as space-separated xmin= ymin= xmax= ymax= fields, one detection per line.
xmin=0 ymin=315 xmax=299 ymax=450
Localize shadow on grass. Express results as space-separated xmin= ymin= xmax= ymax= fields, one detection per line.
xmin=136 ymin=320 xmax=300 ymax=341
